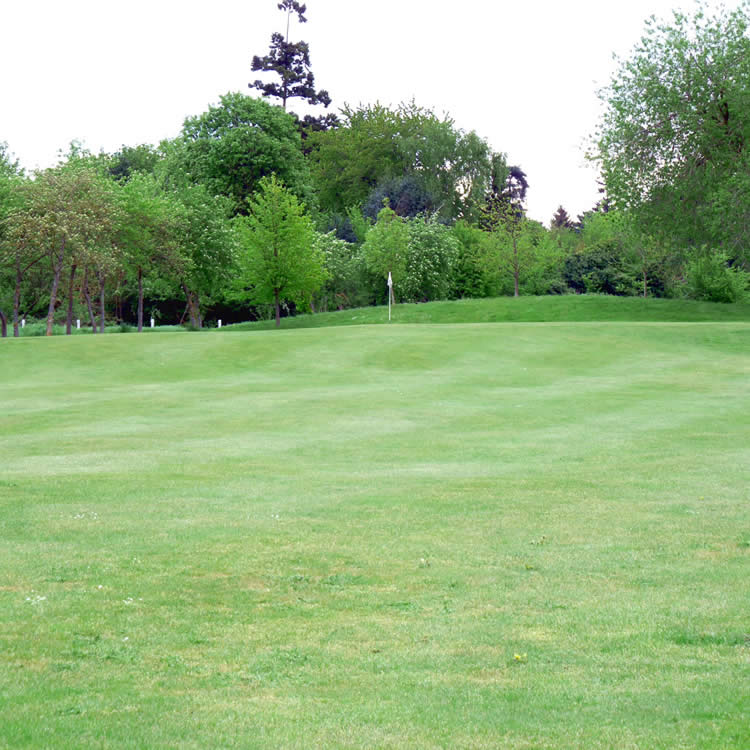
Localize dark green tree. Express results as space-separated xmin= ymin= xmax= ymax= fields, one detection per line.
xmin=250 ymin=1 xmax=331 ymax=111
xmin=309 ymin=101 xmax=495 ymax=221
xmin=168 ymin=92 xmax=311 ymax=215
xmin=550 ymin=205 xmax=573 ymax=229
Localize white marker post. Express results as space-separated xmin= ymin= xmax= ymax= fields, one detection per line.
xmin=218 ymin=319 xmax=222 ymax=329
xmin=387 ymin=271 xmax=393 ymax=322
xmin=21 ymin=319 xmax=25 ymax=328
xmin=150 ymin=318 xmax=155 ymax=329
xmin=76 ymin=319 xmax=80 ymax=330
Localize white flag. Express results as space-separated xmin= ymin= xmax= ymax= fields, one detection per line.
xmin=387 ymin=271 xmax=393 ymax=288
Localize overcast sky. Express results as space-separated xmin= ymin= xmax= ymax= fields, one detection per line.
xmin=1 ymin=0 xmax=742 ymax=224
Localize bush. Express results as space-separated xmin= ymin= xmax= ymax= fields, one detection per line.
xmin=400 ymin=215 xmax=459 ymax=303
xmin=682 ymin=249 xmax=749 ymax=303
xmin=563 ymin=242 xmax=638 ymax=296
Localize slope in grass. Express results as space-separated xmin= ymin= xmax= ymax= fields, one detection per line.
xmin=225 ymin=294 xmax=750 ymax=332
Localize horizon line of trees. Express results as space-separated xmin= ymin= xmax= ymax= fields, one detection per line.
xmin=2 ymin=1 xmax=749 ymax=337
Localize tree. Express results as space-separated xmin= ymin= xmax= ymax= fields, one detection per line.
xmin=308 ymin=101 xmax=496 ymax=221
xmin=0 ymin=143 xmax=23 ymax=337
xmin=107 ymin=144 xmax=159 ymax=182
xmin=235 ymin=175 xmax=325 ymax=327
xmin=481 ymin=167 xmax=531 ymax=297
xmin=550 ymin=205 xmax=573 ymax=229
xmin=595 ymin=2 xmax=750 ymax=262
xmin=5 ymin=164 xmax=118 ymax=336
xmin=169 ymin=93 xmax=311 ymax=215
xmin=360 ymin=203 xmax=409 ymax=304
xmin=116 ymin=173 xmax=186 ymax=331
xmin=400 ymin=215 xmax=459 ymax=303
xmin=172 ymin=184 xmax=238 ymax=329
xmin=250 ymin=0 xmax=331 ymax=111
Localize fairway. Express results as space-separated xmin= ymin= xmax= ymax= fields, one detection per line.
xmin=1 ymin=321 xmax=749 ymax=748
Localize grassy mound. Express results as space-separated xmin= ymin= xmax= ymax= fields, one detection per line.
xmin=1 ymin=320 xmax=748 ymax=747
xmin=226 ymin=294 xmax=750 ymax=331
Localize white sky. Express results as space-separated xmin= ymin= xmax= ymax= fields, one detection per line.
xmin=0 ymin=0 xmax=741 ymax=224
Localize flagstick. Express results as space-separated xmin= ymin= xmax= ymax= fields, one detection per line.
xmin=387 ymin=272 xmax=393 ymax=321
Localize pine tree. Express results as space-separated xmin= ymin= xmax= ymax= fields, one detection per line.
xmin=550 ymin=205 xmax=573 ymax=229
xmin=250 ymin=1 xmax=331 ymax=111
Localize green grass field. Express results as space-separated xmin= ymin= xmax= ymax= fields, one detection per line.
xmin=1 ymin=298 xmax=749 ymax=748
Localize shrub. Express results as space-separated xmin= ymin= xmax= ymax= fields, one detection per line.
xmin=682 ymin=249 xmax=749 ymax=303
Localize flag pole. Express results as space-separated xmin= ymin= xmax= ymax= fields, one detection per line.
xmin=387 ymin=271 xmax=393 ymax=321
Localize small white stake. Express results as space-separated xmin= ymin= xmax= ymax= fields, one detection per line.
xmin=76 ymin=319 xmax=80 ymax=329
xmin=150 ymin=318 xmax=155 ymax=329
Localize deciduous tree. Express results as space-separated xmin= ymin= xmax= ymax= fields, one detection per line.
xmin=235 ymin=175 xmax=325 ymax=327
xmin=595 ymin=2 xmax=750 ymax=262
xmin=171 ymin=93 xmax=311 ymax=215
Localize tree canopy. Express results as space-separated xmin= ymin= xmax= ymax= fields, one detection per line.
xmin=235 ymin=175 xmax=325 ymax=326
xmin=171 ymin=92 xmax=312 ymax=215
xmin=595 ymin=2 xmax=750 ymax=260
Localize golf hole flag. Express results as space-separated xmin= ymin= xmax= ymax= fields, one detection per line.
xmin=387 ymin=272 xmax=393 ymax=321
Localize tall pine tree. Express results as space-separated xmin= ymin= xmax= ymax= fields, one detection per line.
xmin=250 ymin=1 xmax=331 ymax=111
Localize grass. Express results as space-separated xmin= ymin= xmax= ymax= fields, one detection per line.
xmin=1 ymin=298 xmax=749 ymax=748
xmin=225 ymin=294 xmax=750 ymax=331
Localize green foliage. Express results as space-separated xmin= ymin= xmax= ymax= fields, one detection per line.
xmin=360 ymin=204 xmax=409 ymax=298
xmin=107 ymin=144 xmax=159 ymax=182
xmin=450 ymin=221 xmax=487 ymax=299
xmin=6 ymin=163 xmax=121 ymax=334
xmin=345 ymin=205 xmax=371 ymax=245
xmin=550 ymin=205 xmax=573 ymax=229
xmin=235 ymin=175 xmax=325 ymax=326
xmin=309 ymin=101 xmax=495 ymax=221
xmin=563 ymin=243 xmax=637 ymax=296
xmin=172 ymin=183 xmax=239 ymax=326
xmin=682 ymin=248 xmax=750 ymax=303
xmin=173 ymin=93 xmax=311 ymax=214
xmin=596 ymin=2 xmax=750 ymax=258
xmin=400 ymin=215 xmax=459 ymax=303
xmin=312 ymin=231 xmax=364 ymax=311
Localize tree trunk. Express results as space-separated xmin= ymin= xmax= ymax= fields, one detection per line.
xmin=98 ymin=270 xmax=106 ymax=333
xmin=642 ymin=267 xmax=648 ymax=298
xmin=512 ymin=236 xmax=520 ymax=297
xmin=181 ymin=284 xmax=202 ymax=328
xmin=274 ymin=288 xmax=281 ymax=328
xmin=82 ymin=268 xmax=97 ymax=333
xmin=46 ymin=238 xmax=66 ymax=336
xmin=66 ymin=262 xmax=78 ymax=335
xmin=194 ymin=291 xmax=202 ymax=328
xmin=137 ymin=267 xmax=144 ymax=332
xmin=13 ymin=261 xmax=22 ymax=338
xmin=0 ymin=309 xmax=7 ymax=338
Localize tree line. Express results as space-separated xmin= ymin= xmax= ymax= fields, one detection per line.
xmin=1 ymin=0 xmax=749 ymax=337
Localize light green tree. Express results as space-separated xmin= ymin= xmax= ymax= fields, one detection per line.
xmin=595 ymin=2 xmax=750 ymax=262
xmin=235 ymin=175 xmax=325 ymax=327
xmin=360 ymin=203 xmax=409 ymax=304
